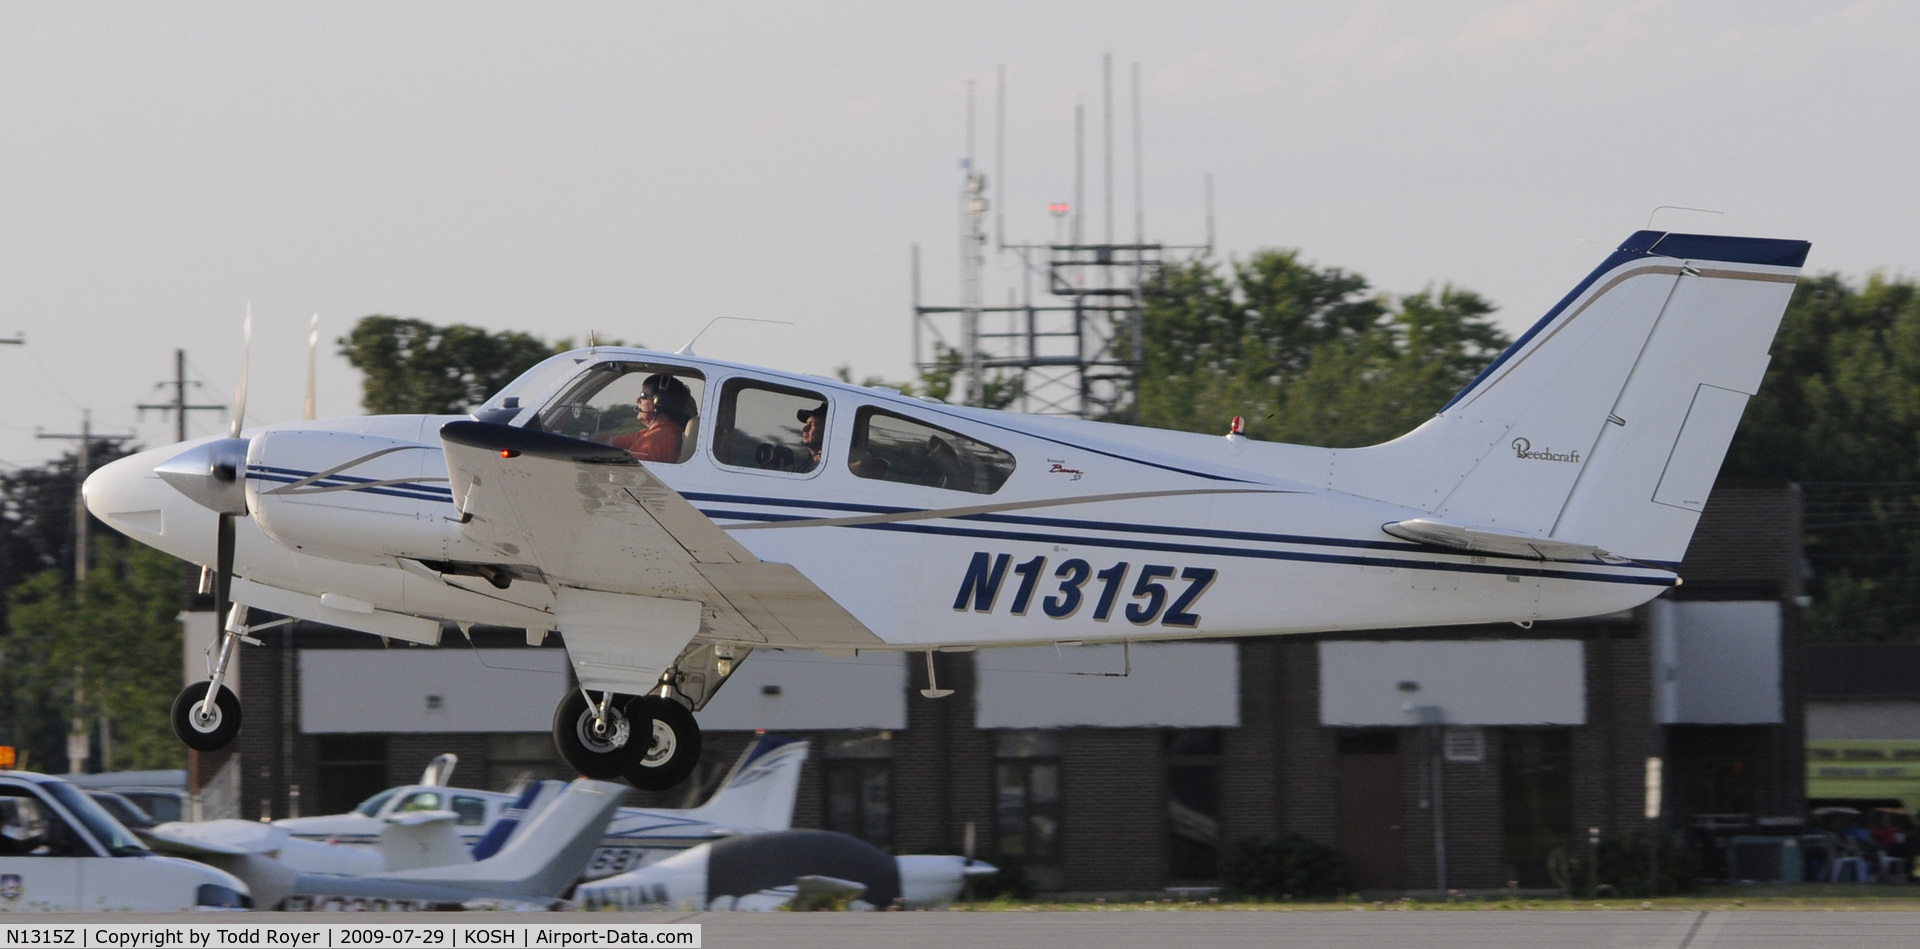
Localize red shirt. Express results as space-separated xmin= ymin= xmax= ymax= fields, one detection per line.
xmin=613 ymin=422 xmax=683 ymax=463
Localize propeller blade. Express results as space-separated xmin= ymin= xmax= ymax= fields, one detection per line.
xmin=214 ymin=511 xmax=235 ymax=629
xmin=230 ymin=305 xmax=252 ymax=439
xmin=304 ymin=312 xmax=319 ymax=421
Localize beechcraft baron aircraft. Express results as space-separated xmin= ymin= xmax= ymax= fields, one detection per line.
xmin=84 ymin=230 xmax=1809 ymax=789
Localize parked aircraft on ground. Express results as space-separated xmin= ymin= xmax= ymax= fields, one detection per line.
xmin=156 ymin=777 xmax=624 ymax=911
xmin=0 ymin=770 xmax=251 ymax=911
xmin=574 ymin=829 xmax=998 ymax=911
xmin=82 ymin=230 xmax=1810 ymax=788
xmin=274 ymin=734 xmax=808 ymax=878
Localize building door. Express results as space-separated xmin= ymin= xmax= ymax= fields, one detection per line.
xmin=1338 ymin=732 xmax=1404 ymax=890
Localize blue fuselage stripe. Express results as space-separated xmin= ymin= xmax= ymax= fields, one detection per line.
xmin=698 ymin=508 xmax=1673 ymax=587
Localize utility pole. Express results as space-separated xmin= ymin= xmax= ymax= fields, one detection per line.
xmin=38 ymin=411 xmax=133 ymax=587
xmin=68 ymin=667 xmax=86 ymax=774
xmin=138 ymin=349 xmax=226 ymax=443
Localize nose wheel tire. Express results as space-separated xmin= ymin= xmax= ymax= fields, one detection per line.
xmin=624 ymin=695 xmax=702 ymax=791
xmin=553 ymin=691 xmax=651 ymax=779
xmin=171 ymin=682 xmax=242 ymax=751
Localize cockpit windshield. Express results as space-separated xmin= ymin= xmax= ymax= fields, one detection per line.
xmin=353 ymin=788 xmax=400 ymax=817
xmin=473 ymin=353 xmax=593 ymax=424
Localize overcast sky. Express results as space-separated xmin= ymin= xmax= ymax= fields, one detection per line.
xmin=2 ymin=1 xmax=1914 ymax=467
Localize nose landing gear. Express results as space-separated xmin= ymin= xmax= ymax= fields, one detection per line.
xmin=169 ymin=604 xmax=281 ymax=752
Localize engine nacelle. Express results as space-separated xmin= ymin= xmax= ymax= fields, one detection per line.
xmin=246 ymin=422 xmax=499 ymax=566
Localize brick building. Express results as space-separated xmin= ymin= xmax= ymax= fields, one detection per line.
xmin=214 ymin=482 xmax=1804 ymax=894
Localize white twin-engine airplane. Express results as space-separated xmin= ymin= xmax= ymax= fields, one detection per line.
xmin=83 ymin=230 xmax=1809 ymax=789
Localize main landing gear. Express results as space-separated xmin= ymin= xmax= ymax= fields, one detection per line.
xmin=551 ymin=689 xmax=703 ymax=788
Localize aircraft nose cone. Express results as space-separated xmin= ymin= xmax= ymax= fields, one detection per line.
xmin=83 ymin=449 xmax=173 ymax=538
xmin=153 ymin=437 xmax=251 ymax=515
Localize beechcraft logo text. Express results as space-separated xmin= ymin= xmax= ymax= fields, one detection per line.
xmin=1511 ymin=438 xmax=1580 ymax=463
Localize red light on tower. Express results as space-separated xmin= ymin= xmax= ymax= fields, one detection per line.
xmin=1048 ymin=203 xmax=1070 ymax=216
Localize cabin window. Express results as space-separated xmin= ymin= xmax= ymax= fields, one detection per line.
xmin=532 ymin=363 xmax=706 ymax=465
xmin=849 ymin=407 xmax=1016 ymax=494
xmin=713 ymin=380 xmax=828 ymax=474
xmin=395 ymin=790 xmax=444 ymax=813
xmin=451 ymin=796 xmax=489 ymax=826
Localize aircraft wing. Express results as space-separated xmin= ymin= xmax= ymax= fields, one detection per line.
xmin=1382 ymin=517 xmax=1627 ymax=564
xmin=440 ymin=421 xmax=881 ymax=648
xmin=143 ymin=819 xmax=284 ymax=856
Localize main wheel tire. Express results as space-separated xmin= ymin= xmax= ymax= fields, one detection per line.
xmin=553 ymin=691 xmax=651 ymax=779
xmin=171 ymin=681 xmax=242 ymax=751
xmin=624 ymin=696 xmax=702 ymax=791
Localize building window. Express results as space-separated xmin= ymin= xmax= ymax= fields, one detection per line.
xmin=995 ymin=730 xmax=1062 ymax=889
xmin=485 ymin=733 xmax=566 ymax=792
xmin=1502 ymin=727 xmax=1573 ymax=889
xmin=1167 ymin=729 xmax=1224 ymax=882
xmin=314 ymin=734 xmax=388 ymax=817
xmin=824 ymin=731 xmax=892 ymax=850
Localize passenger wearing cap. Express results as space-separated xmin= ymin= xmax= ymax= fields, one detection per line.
xmin=795 ymin=404 xmax=825 ymax=472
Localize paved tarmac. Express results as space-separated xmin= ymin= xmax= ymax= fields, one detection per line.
xmin=27 ymin=910 xmax=1920 ymax=948
xmin=674 ymin=910 xmax=1920 ymax=948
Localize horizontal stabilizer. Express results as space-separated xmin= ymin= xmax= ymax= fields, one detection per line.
xmin=1383 ymin=518 xmax=1624 ymax=564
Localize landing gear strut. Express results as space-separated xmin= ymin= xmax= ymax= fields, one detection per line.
xmin=170 ymin=604 xmax=278 ymax=751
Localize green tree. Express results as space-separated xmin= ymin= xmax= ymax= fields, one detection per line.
xmin=1723 ymin=272 xmax=1920 ymax=641
xmin=1138 ymin=251 xmax=1509 ymax=446
xmin=2 ymin=538 xmax=186 ymax=772
xmin=340 ymin=316 xmax=569 ymax=415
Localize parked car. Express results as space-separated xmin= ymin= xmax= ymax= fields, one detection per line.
xmin=1 ymin=770 xmax=249 ymax=911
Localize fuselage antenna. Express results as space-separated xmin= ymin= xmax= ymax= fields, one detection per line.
xmin=676 ymin=317 xmax=795 ymax=355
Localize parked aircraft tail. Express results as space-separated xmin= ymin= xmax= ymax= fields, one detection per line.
xmin=372 ymin=777 xmax=624 ymax=900
xmin=1329 ymin=231 xmax=1808 ymax=566
xmin=682 ymin=735 xmax=809 ymax=830
xmin=467 ymin=779 xmax=565 ymax=861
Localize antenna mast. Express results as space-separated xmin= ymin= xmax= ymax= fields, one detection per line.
xmin=913 ymin=58 xmax=1211 ymax=419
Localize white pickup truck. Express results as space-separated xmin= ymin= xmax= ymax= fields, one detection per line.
xmin=0 ymin=770 xmax=250 ymax=912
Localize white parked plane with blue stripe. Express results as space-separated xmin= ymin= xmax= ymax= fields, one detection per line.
xmin=83 ymin=230 xmax=1809 ymax=789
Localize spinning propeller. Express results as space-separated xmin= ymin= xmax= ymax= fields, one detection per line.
xmin=153 ymin=307 xmax=319 ymax=750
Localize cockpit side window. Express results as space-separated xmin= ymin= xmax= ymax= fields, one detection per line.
xmin=713 ymin=380 xmax=827 ymax=475
xmin=850 ymin=407 xmax=1015 ymax=494
xmin=532 ymin=363 xmax=707 ymax=464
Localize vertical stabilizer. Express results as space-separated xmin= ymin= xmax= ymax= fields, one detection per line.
xmin=372 ymin=778 xmax=625 ymax=901
xmin=1331 ymin=231 xmax=1807 ymax=565
xmin=683 ymin=736 xmax=810 ymax=830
